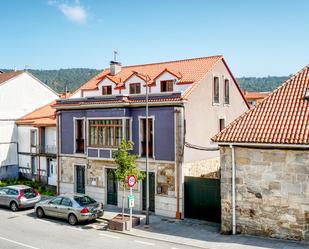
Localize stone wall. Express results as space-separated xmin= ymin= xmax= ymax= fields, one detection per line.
xmin=60 ymin=156 xmax=178 ymax=217
xmin=184 ymin=157 xmax=220 ymax=177
xmin=220 ymin=146 xmax=309 ymax=240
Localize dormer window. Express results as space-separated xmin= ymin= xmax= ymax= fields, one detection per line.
xmin=161 ymin=80 xmax=173 ymax=92
xmin=129 ymin=83 xmax=141 ymax=94
xmin=102 ymin=85 xmax=112 ymax=95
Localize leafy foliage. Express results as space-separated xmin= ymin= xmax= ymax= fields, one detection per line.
xmin=0 ymin=68 xmax=290 ymax=93
xmin=237 ymin=76 xmax=290 ymax=92
xmin=113 ymin=140 xmax=144 ymax=187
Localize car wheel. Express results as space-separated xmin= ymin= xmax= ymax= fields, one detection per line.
xmin=10 ymin=201 xmax=18 ymax=212
xmin=68 ymin=214 xmax=78 ymax=226
xmin=36 ymin=207 xmax=45 ymax=218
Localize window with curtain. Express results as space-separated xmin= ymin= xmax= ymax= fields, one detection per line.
xmin=88 ymin=119 xmax=130 ymax=147
xmin=224 ymin=79 xmax=230 ymax=104
xmin=213 ymin=77 xmax=219 ymax=104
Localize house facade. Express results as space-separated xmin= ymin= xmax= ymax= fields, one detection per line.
xmin=242 ymin=90 xmax=270 ymax=108
xmin=16 ymin=101 xmax=58 ymax=187
xmin=0 ymin=71 xmax=58 ymax=179
xmin=212 ymin=65 xmax=309 ymax=240
xmin=55 ymin=56 xmax=248 ymax=218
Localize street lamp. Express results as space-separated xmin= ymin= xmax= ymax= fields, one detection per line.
xmin=132 ymin=71 xmax=151 ymax=226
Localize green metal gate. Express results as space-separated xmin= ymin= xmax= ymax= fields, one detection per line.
xmin=184 ymin=176 xmax=221 ymax=223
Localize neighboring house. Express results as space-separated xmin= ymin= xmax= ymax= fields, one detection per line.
xmin=0 ymin=71 xmax=58 ymax=179
xmin=212 ymin=65 xmax=309 ymax=240
xmin=16 ymin=101 xmax=58 ymax=188
xmin=54 ymin=56 xmax=249 ymax=218
xmin=242 ymin=90 xmax=270 ymax=107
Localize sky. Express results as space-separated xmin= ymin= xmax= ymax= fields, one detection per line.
xmin=0 ymin=0 xmax=308 ymax=76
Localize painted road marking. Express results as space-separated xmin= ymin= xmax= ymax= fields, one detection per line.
xmin=134 ymin=240 xmax=155 ymax=246
xmin=36 ymin=219 xmax=53 ymax=224
xmin=66 ymin=227 xmax=84 ymax=232
xmin=0 ymin=236 xmax=41 ymax=249
xmin=99 ymin=233 xmax=120 ymax=239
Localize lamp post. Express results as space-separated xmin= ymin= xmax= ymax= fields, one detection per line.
xmin=132 ymin=71 xmax=150 ymax=226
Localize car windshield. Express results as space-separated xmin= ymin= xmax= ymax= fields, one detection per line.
xmin=74 ymin=196 xmax=96 ymax=206
xmin=22 ymin=188 xmax=36 ymax=199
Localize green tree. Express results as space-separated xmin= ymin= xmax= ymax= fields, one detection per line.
xmin=113 ymin=140 xmax=145 ymax=218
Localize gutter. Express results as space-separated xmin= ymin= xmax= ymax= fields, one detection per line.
xmin=217 ymin=142 xmax=309 ymax=149
xmin=230 ymin=144 xmax=236 ymax=235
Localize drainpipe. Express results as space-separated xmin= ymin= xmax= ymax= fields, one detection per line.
xmin=230 ymin=144 xmax=236 ymax=235
xmin=56 ymin=111 xmax=61 ymax=195
xmin=38 ymin=128 xmax=41 ymax=182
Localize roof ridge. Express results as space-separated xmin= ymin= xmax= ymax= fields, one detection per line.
xmin=104 ymin=55 xmax=223 ymax=70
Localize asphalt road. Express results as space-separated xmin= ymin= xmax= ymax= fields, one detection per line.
xmin=0 ymin=207 xmax=192 ymax=249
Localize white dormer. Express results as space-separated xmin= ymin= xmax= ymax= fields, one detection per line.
xmin=152 ymin=70 xmax=180 ymax=94
xmin=121 ymin=74 xmax=146 ymax=95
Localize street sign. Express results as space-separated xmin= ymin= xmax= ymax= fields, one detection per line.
xmin=128 ymin=175 xmax=136 ymax=187
xmin=128 ymin=194 xmax=135 ymax=208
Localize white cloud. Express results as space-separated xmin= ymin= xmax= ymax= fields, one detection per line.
xmin=48 ymin=1 xmax=87 ymax=24
xmin=59 ymin=3 xmax=87 ymax=24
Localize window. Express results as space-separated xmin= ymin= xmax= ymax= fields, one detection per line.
xmin=30 ymin=130 xmax=37 ymax=147
xmin=89 ymin=119 xmax=130 ymax=148
xmin=31 ymin=156 xmax=37 ymax=174
xmin=219 ymin=118 xmax=225 ymax=132
xmin=49 ymin=197 xmax=62 ymax=205
xmin=129 ymin=83 xmax=141 ymax=94
xmin=75 ymin=119 xmax=84 ymax=153
xmin=140 ymin=118 xmax=154 ymax=158
xmin=61 ymin=197 xmax=72 ymax=207
xmin=74 ymin=195 xmax=96 ymax=206
xmin=102 ymin=85 xmax=112 ymax=95
xmin=224 ymin=79 xmax=230 ymax=104
xmin=213 ymin=77 xmax=219 ymax=104
xmin=160 ymin=80 xmax=173 ymax=92
xmin=8 ymin=189 xmax=19 ymax=195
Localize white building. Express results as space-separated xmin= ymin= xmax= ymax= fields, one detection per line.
xmin=16 ymin=101 xmax=58 ymax=187
xmin=0 ymin=71 xmax=58 ymax=179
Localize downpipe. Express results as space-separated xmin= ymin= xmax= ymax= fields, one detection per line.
xmin=230 ymin=144 xmax=236 ymax=235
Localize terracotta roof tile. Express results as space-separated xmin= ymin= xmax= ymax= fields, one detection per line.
xmin=212 ymin=65 xmax=309 ymax=145
xmin=77 ymin=56 xmax=223 ymax=98
xmin=16 ymin=101 xmax=57 ymax=126
xmin=0 ymin=71 xmax=24 ymax=85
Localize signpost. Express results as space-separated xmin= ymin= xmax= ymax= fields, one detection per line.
xmin=127 ymin=175 xmax=136 ymax=231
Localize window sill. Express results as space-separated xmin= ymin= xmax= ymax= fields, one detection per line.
xmin=212 ymin=102 xmax=220 ymax=106
xmin=223 ymin=104 xmax=231 ymax=107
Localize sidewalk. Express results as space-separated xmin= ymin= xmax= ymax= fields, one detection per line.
xmin=103 ymin=207 xmax=309 ymax=249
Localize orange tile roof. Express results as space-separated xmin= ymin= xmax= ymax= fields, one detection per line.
xmin=16 ymin=101 xmax=57 ymax=127
xmin=0 ymin=71 xmax=24 ymax=85
xmin=243 ymin=91 xmax=270 ymax=100
xmin=77 ymin=55 xmax=223 ymax=98
xmin=212 ymin=65 xmax=309 ymax=145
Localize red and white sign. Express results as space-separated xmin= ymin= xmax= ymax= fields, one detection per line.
xmin=128 ymin=175 xmax=136 ymax=187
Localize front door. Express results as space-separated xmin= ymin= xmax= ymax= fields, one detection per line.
xmin=48 ymin=159 xmax=57 ymax=186
xmin=75 ymin=165 xmax=85 ymax=194
xmin=106 ymin=169 xmax=117 ymax=205
xmin=142 ymin=172 xmax=155 ymax=212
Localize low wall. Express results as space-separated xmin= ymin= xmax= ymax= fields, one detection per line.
xmin=0 ymin=165 xmax=19 ymax=179
xmin=220 ymin=146 xmax=309 ymax=240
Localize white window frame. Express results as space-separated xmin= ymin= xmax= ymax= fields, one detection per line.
xmin=138 ymin=115 xmax=155 ymax=159
xmin=73 ymin=117 xmax=86 ymax=155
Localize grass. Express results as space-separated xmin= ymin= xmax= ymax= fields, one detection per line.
xmin=0 ymin=178 xmax=56 ymax=196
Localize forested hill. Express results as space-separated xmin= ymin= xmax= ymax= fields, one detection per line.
xmin=0 ymin=68 xmax=289 ymax=93
xmin=237 ymin=76 xmax=290 ymax=92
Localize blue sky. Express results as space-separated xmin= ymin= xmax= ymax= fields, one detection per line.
xmin=1 ymin=0 xmax=308 ymax=76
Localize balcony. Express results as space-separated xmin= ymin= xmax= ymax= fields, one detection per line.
xmin=33 ymin=145 xmax=57 ymax=155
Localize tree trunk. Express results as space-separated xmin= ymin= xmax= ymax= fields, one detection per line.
xmin=122 ymin=183 xmax=125 ymax=220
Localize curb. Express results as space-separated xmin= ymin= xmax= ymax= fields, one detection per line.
xmin=108 ymin=228 xmax=210 ymax=249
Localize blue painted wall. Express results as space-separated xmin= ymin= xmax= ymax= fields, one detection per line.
xmin=60 ymin=107 xmax=175 ymax=161
xmin=0 ymin=165 xmax=19 ymax=180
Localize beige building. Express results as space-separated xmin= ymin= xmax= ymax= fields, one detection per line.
xmin=212 ymin=65 xmax=309 ymax=240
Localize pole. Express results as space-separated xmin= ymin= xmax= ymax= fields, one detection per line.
xmin=230 ymin=144 xmax=236 ymax=235
xmin=130 ymin=186 xmax=133 ymax=231
xmin=145 ymin=75 xmax=150 ymax=226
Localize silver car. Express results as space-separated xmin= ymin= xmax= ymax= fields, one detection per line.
xmin=35 ymin=194 xmax=104 ymax=226
xmin=0 ymin=185 xmax=41 ymax=211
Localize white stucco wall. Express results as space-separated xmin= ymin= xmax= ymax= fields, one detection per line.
xmin=183 ymin=60 xmax=249 ymax=163
xmin=0 ymin=72 xmax=58 ymax=170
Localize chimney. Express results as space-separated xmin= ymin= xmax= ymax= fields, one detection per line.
xmin=110 ymin=61 xmax=121 ymax=76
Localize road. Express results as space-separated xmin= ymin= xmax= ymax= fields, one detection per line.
xmin=0 ymin=207 xmax=191 ymax=249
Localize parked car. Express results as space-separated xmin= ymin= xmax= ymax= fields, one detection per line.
xmin=0 ymin=185 xmax=41 ymax=211
xmin=35 ymin=194 xmax=104 ymax=225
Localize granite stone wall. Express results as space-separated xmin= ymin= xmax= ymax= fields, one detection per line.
xmin=184 ymin=157 xmax=220 ymax=177
xmin=220 ymin=146 xmax=309 ymax=240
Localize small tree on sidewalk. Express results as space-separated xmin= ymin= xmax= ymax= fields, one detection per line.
xmin=113 ymin=140 xmax=145 ymax=219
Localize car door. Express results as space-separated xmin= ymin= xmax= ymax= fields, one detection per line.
xmin=7 ymin=188 xmax=19 ymax=206
xmin=44 ymin=197 xmax=63 ymax=218
xmin=58 ymin=197 xmax=73 ymax=219
xmin=0 ymin=188 xmax=9 ymax=206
